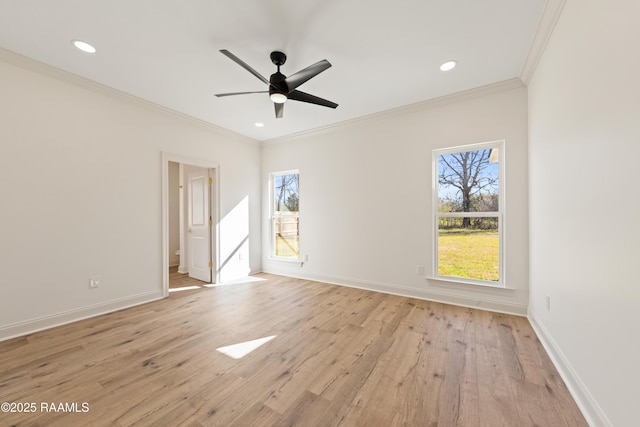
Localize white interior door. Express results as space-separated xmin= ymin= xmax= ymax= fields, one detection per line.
xmin=187 ymin=170 xmax=211 ymax=282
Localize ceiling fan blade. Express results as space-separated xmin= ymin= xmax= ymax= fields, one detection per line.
xmin=274 ymin=102 xmax=284 ymax=118
xmin=288 ymin=90 xmax=338 ymax=109
xmin=284 ymin=60 xmax=332 ymax=92
xmin=219 ymin=49 xmax=270 ymax=85
xmin=215 ymin=91 xmax=268 ymax=97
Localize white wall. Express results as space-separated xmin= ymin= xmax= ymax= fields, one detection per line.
xmin=0 ymin=50 xmax=261 ymax=339
xmin=527 ymin=1 xmax=640 ymax=426
xmin=262 ymin=81 xmax=530 ymax=315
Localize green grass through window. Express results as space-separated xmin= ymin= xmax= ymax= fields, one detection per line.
xmin=438 ymin=228 xmax=499 ymax=281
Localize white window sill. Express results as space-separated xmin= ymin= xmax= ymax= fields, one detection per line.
xmin=426 ymin=276 xmax=516 ymax=290
xmin=267 ymin=257 xmax=302 ymax=264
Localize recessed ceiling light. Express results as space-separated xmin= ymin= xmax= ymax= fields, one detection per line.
xmin=72 ymin=39 xmax=96 ymax=54
xmin=254 ymin=122 xmax=264 ymax=127
xmin=440 ymin=60 xmax=457 ymax=71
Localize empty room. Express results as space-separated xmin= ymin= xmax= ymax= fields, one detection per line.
xmin=0 ymin=1 xmax=637 ymax=426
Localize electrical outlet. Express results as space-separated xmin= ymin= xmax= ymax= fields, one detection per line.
xmin=303 ymin=254 xmax=309 ymax=262
xmin=89 ymin=276 xmax=100 ymax=288
xmin=546 ymin=295 xmax=551 ymax=311
xmin=416 ymin=265 xmax=425 ymax=276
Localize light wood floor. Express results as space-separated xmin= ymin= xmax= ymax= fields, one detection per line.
xmin=0 ymin=273 xmax=587 ymax=426
xmin=168 ymin=266 xmax=209 ymax=289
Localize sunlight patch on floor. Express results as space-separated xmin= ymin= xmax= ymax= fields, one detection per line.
xmin=216 ymin=335 xmax=277 ymax=359
xmin=168 ymin=285 xmax=202 ymax=293
xmin=206 ymin=276 xmax=268 ymax=287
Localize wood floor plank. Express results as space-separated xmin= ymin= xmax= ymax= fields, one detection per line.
xmin=494 ymin=314 xmax=526 ymax=382
xmin=276 ymin=390 xmax=332 ymax=426
xmin=0 ymin=273 xmax=588 ymax=426
xmin=314 ymin=300 xmax=416 ymax=426
xmin=262 ymin=330 xmax=338 ymax=413
xmin=358 ymin=329 xmax=433 ymax=426
xmin=456 ymin=315 xmax=481 ymax=427
xmin=228 ymin=402 xmax=281 ymax=427
xmin=476 ymin=343 xmax=523 ymax=426
xmin=438 ymin=327 xmax=477 ymax=427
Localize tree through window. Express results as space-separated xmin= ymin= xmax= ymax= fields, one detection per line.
xmin=434 ymin=141 xmax=503 ymax=284
xmin=271 ymin=171 xmax=300 ymax=259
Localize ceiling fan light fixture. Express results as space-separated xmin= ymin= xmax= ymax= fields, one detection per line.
xmin=72 ymin=39 xmax=96 ymax=54
xmin=270 ymin=92 xmax=287 ymax=104
xmin=216 ymin=49 xmax=337 ymax=118
xmin=440 ymin=60 xmax=457 ymax=71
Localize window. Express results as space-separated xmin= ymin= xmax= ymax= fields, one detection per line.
xmin=270 ymin=170 xmax=300 ymax=259
xmin=433 ymin=141 xmax=504 ymax=286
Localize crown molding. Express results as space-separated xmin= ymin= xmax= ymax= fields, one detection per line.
xmin=0 ymin=47 xmax=259 ymax=146
xmin=520 ymin=0 xmax=567 ymax=84
xmin=262 ymin=78 xmax=525 ymax=146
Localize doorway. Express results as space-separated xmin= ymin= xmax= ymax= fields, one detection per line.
xmin=162 ymin=153 xmax=220 ymax=297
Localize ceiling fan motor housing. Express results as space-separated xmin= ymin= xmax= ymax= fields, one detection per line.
xmin=269 ymin=71 xmax=288 ymax=97
xmin=269 ymin=51 xmax=289 ymax=97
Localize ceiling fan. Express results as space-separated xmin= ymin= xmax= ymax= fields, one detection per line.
xmin=215 ymin=49 xmax=338 ymax=118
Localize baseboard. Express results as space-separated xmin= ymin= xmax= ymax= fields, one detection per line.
xmin=261 ymin=268 xmax=527 ymax=316
xmin=0 ymin=291 xmax=164 ymax=342
xmin=528 ymin=311 xmax=612 ymax=427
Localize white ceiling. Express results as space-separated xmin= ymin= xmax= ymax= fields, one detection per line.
xmin=0 ymin=0 xmax=546 ymax=141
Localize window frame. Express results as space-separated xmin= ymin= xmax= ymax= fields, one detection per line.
xmin=269 ymin=169 xmax=300 ymax=261
xmin=432 ymin=140 xmax=505 ymax=288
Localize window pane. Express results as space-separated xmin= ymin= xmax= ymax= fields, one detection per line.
xmin=274 ymin=174 xmax=299 ymax=214
xmin=274 ymin=217 xmax=299 ymax=258
xmin=438 ymin=148 xmax=499 ymax=213
xmin=437 ymin=217 xmax=499 ymax=281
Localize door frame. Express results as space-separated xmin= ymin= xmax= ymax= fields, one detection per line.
xmin=161 ymin=152 xmax=220 ymax=297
